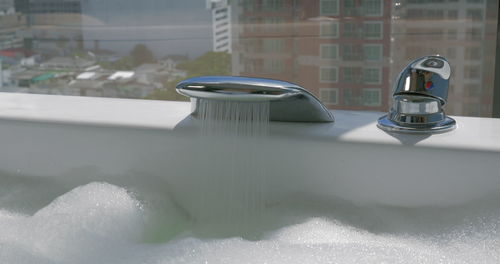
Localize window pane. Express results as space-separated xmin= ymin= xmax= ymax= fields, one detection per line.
xmin=320 ymin=67 xmax=338 ymax=82
xmin=0 ymin=0 xmax=498 ymax=117
xmin=320 ymin=44 xmax=338 ymax=59
xmin=320 ymin=0 xmax=339 ymax=16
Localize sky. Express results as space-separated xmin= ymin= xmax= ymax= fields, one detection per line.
xmin=80 ymin=0 xmax=212 ymax=59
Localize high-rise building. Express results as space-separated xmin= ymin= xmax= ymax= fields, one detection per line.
xmin=207 ymin=0 xmax=232 ymax=53
xmin=14 ymin=0 xmax=81 ymax=15
xmin=233 ymin=0 xmax=391 ymax=112
xmin=13 ymin=0 xmax=84 ymax=55
xmin=0 ymin=0 xmax=26 ymax=50
xmin=391 ymin=0 xmax=496 ymax=117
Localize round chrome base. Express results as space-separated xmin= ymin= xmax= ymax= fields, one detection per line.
xmin=377 ymin=115 xmax=456 ymax=134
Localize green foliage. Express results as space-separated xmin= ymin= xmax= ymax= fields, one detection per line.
xmin=145 ymin=79 xmax=189 ymax=102
xmin=130 ymin=44 xmax=155 ymax=67
xmin=176 ymin=51 xmax=231 ymax=77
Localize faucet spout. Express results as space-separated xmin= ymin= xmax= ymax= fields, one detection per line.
xmin=176 ymin=76 xmax=334 ymax=122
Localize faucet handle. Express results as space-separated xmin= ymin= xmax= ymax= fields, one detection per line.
xmin=393 ymin=55 xmax=451 ymax=105
xmin=378 ymin=55 xmax=456 ymax=134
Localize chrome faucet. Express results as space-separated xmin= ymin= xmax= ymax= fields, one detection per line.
xmin=176 ymin=76 xmax=334 ymax=122
xmin=378 ymin=55 xmax=456 ymax=133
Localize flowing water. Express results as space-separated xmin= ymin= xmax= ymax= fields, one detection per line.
xmin=193 ymin=99 xmax=270 ymax=234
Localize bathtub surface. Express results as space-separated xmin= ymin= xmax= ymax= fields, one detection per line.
xmin=0 ymin=92 xmax=499 ymax=207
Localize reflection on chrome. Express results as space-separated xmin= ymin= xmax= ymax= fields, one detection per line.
xmin=378 ymin=55 xmax=456 ymax=134
xmin=176 ymin=76 xmax=334 ymax=122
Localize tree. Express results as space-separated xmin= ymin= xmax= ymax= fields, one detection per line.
xmin=176 ymin=51 xmax=231 ymax=76
xmin=145 ymin=51 xmax=231 ymax=101
xmin=130 ymin=44 xmax=155 ymax=66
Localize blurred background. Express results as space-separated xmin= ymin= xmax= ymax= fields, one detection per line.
xmin=0 ymin=0 xmax=498 ymax=117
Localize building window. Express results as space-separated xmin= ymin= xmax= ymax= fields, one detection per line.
xmin=464 ymin=65 xmax=481 ymax=79
xmin=263 ymin=58 xmax=284 ymax=73
xmin=363 ymin=44 xmax=382 ymax=61
xmin=262 ymin=38 xmax=283 ymax=53
xmin=465 ymin=84 xmax=481 ymax=97
xmin=363 ymin=21 xmax=383 ymax=39
xmin=320 ymin=67 xmax=338 ymax=82
xmin=465 ymin=47 xmax=482 ymax=60
xmin=344 ymin=0 xmax=357 ymax=16
xmin=320 ymin=21 xmax=339 ymax=38
xmin=362 ymin=0 xmax=383 ymax=17
xmin=319 ymin=88 xmax=338 ymax=105
xmin=343 ymin=89 xmax=353 ymax=105
xmin=362 ymin=88 xmax=381 ymax=106
xmin=320 ymin=44 xmax=338 ymax=59
xmin=342 ymin=45 xmax=363 ymax=60
xmin=320 ymin=0 xmax=339 ymax=16
xmin=343 ymin=22 xmax=359 ymax=38
xmin=467 ymin=9 xmax=483 ymax=21
xmin=363 ymin=68 xmax=381 ymax=84
xmin=342 ymin=67 xmax=362 ymax=83
xmin=466 ymin=28 xmax=482 ymax=40
xmin=262 ymin=0 xmax=283 ymax=11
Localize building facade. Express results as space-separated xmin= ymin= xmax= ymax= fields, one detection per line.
xmin=233 ymin=0 xmax=391 ymax=112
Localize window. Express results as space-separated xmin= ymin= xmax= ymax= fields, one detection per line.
xmin=320 ymin=0 xmax=339 ymax=16
xmin=319 ymin=88 xmax=338 ymax=105
xmin=320 ymin=67 xmax=338 ymax=83
xmin=320 ymin=21 xmax=339 ymax=38
xmin=363 ymin=44 xmax=382 ymax=61
xmin=343 ymin=88 xmax=354 ymax=105
xmin=262 ymin=0 xmax=283 ymax=11
xmin=1 ymin=0 xmax=499 ymax=117
xmin=466 ymin=28 xmax=482 ymax=40
xmin=363 ymin=21 xmax=383 ymax=39
xmin=343 ymin=22 xmax=359 ymax=38
xmin=465 ymin=47 xmax=482 ymax=60
xmin=363 ymin=68 xmax=381 ymax=84
xmin=467 ymin=9 xmax=484 ymax=21
xmin=362 ymin=0 xmax=383 ymax=17
xmin=343 ymin=45 xmax=363 ymax=60
xmin=344 ymin=0 xmax=357 ymax=16
xmin=343 ymin=67 xmax=362 ymax=83
xmin=320 ymin=44 xmax=338 ymax=59
xmin=464 ymin=65 xmax=481 ymax=79
xmin=262 ymin=38 xmax=283 ymax=53
xmin=362 ymin=88 xmax=381 ymax=106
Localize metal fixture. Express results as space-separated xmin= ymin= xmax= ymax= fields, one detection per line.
xmin=378 ymin=55 xmax=456 ymax=133
xmin=176 ymin=76 xmax=334 ymax=122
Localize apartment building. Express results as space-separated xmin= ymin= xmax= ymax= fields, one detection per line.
xmin=233 ymin=0 xmax=391 ymax=112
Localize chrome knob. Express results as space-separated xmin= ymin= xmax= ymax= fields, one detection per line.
xmin=378 ymin=55 xmax=456 ymax=133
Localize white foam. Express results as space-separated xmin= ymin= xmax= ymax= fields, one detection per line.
xmin=1 ymin=182 xmax=500 ymax=264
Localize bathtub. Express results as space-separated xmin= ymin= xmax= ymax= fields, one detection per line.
xmin=1 ymin=92 xmax=500 ymax=263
